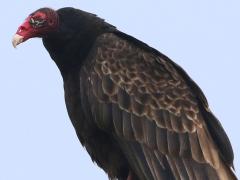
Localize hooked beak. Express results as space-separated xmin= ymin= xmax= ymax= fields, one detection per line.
xmin=12 ymin=34 xmax=24 ymax=48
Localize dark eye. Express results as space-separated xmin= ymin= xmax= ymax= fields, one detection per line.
xmin=29 ymin=17 xmax=46 ymax=28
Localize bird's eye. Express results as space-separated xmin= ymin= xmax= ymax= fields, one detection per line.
xmin=29 ymin=18 xmax=35 ymax=24
xmin=29 ymin=17 xmax=46 ymax=28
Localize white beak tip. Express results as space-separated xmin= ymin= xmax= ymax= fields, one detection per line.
xmin=12 ymin=34 xmax=24 ymax=48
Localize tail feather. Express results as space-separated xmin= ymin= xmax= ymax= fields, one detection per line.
xmin=141 ymin=145 xmax=237 ymax=180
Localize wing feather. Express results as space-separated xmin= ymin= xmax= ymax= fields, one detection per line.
xmin=122 ymin=111 xmax=134 ymax=139
xmin=84 ymin=33 xmax=236 ymax=179
xmin=112 ymin=103 xmax=123 ymax=137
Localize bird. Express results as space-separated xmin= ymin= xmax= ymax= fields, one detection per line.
xmin=12 ymin=7 xmax=237 ymax=180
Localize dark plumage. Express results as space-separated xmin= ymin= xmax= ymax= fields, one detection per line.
xmin=13 ymin=7 xmax=237 ymax=180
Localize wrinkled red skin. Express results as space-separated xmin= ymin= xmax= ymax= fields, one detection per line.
xmin=16 ymin=12 xmax=47 ymax=41
xmin=16 ymin=10 xmax=58 ymax=42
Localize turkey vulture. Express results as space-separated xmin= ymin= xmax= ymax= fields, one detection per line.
xmin=12 ymin=7 xmax=237 ymax=180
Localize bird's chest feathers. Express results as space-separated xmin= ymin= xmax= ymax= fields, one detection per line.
xmin=63 ymin=72 xmax=98 ymax=142
xmin=63 ymin=64 xmax=112 ymax=136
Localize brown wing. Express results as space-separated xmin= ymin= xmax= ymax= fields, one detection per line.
xmin=82 ymin=33 xmax=236 ymax=180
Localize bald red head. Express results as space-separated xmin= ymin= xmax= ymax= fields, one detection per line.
xmin=12 ymin=8 xmax=59 ymax=48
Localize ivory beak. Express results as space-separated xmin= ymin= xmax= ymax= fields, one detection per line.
xmin=12 ymin=34 xmax=24 ymax=48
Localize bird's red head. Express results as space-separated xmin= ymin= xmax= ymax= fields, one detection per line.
xmin=12 ymin=8 xmax=59 ymax=48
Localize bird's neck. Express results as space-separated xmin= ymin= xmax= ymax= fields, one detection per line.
xmin=43 ymin=24 xmax=115 ymax=77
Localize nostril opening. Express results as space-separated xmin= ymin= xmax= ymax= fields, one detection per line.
xmin=20 ymin=26 xmax=26 ymax=30
xmin=18 ymin=26 xmax=27 ymax=33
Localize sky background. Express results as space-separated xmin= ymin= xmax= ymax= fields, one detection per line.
xmin=1 ymin=1 xmax=239 ymax=179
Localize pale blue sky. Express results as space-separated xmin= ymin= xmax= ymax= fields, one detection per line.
xmin=1 ymin=1 xmax=239 ymax=179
